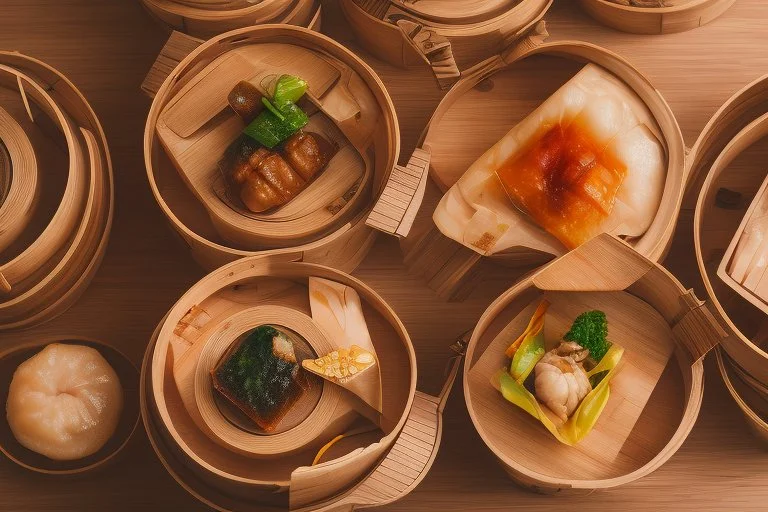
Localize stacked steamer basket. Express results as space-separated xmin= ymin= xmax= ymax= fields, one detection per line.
xmin=141 ymin=257 xmax=462 ymax=511
xmin=338 ymin=0 xmax=552 ymax=89
xmin=143 ymin=25 xmax=399 ymax=272
xmin=140 ymin=0 xmax=322 ymax=39
xmin=365 ymin=24 xmax=687 ymax=300
xmin=578 ymin=0 xmax=735 ymax=34
xmin=463 ymin=234 xmax=726 ymax=492
xmin=692 ymin=74 xmax=768 ymax=444
xmin=0 ymin=53 xmax=113 ymax=330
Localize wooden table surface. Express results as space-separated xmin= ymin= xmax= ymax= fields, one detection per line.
xmin=1 ymin=0 xmax=767 ymax=510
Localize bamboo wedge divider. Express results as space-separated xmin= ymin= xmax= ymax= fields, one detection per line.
xmin=464 ymin=234 xmax=726 ymax=492
xmin=0 ymin=53 xmax=112 ymax=330
xmin=143 ymin=26 xmax=399 ymax=273
xmin=578 ymin=0 xmax=736 ymax=35
xmin=140 ymin=0 xmax=321 ymax=39
xmin=0 ymin=336 xmax=140 ymax=475
xmin=366 ymin=23 xmax=687 ymax=301
xmin=140 ymin=257 xmax=463 ymax=511
xmin=339 ymin=0 xmax=552 ymax=89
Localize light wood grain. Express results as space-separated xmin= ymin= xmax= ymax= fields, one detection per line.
xmin=0 ymin=0 xmax=767 ymax=511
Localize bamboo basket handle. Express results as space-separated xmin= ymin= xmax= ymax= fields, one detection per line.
xmin=500 ymin=20 xmax=549 ymax=66
xmin=365 ymin=146 xmax=430 ymax=238
xmin=390 ymin=17 xmax=460 ymax=90
xmin=142 ymin=31 xmax=205 ymax=98
xmin=292 ymin=331 xmax=468 ymax=512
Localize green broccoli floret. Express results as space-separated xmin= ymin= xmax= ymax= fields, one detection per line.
xmin=563 ymin=310 xmax=610 ymax=362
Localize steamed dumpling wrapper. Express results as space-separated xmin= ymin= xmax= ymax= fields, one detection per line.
xmin=306 ymin=277 xmax=383 ymax=413
xmin=433 ymin=64 xmax=666 ymax=256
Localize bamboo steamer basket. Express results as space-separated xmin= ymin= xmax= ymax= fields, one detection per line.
xmin=0 ymin=53 xmax=113 ymax=330
xmin=339 ymin=0 xmax=552 ymax=89
xmin=716 ymin=349 xmax=768 ymax=446
xmin=0 ymin=336 xmax=140 ymax=475
xmin=143 ymin=25 xmax=399 ymax=273
xmin=463 ymin=234 xmax=726 ymax=493
xmin=140 ymin=257 xmax=463 ymax=512
xmin=579 ymin=0 xmax=735 ymax=35
xmin=140 ymin=0 xmax=322 ymax=39
xmin=692 ymin=74 xmax=768 ymax=387
xmin=365 ymin=23 xmax=687 ymax=301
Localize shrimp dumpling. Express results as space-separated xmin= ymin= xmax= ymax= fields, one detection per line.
xmin=6 ymin=344 xmax=124 ymax=461
xmin=433 ymin=63 xmax=666 ymax=256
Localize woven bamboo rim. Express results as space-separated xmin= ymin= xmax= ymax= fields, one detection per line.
xmin=0 ymin=336 xmax=140 ymax=475
xmin=692 ymin=74 xmax=768 ymax=385
xmin=0 ymin=108 xmax=37 ymax=254
xmin=464 ymin=234 xmax=723 ymax=492
xmin=579 ymin=0 xmax=736 ymax=35
xmin=339 ymin=0 xmax=552 ymax=88
xmin=141 ymin=0 xmax=321 ymax=38
xmin=144 ymin=25 xmax=399 ymax=272
xmin=0 ymin=53 xmax=113 ymax=330
xmin=715 ymin=349 xmax=768 ymax=446
xmin=145 ymin=258 xmax=416 ymax=506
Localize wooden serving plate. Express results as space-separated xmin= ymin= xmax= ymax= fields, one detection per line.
xmin=692 ymin=74 xmax=768 ymax=386
xmin=0 ymin=53 xmax=113 ymax=330
xmin=143 ymin=26 xmax=399 ymax=272
xmin=140 ymin=0 xmax=321 ymax=39
xmin=0 ymin=337 xmax=140 ymax=475
xmin=366 ymin=24 xmax=687 ymax=301
xmin=339 ymin=0 xmax=552 ymax=89
xmin=464 ymin=234 xmax=726 ymax=492
xmin=155 ymin=41 xmax=375 ymax=249
xmin=579 ymin=0 xmax=736 ymax=35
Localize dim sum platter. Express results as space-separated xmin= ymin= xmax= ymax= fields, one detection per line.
xmin=142 ymin=257 xmax=421 ymax=509
xmin=693 ymin=74 xmax=768 ymax=386
xmin=155 ymin=42 xmax=376 ymax=248
xmin=386 ymin=29 xmax=686 ymax=299
xmin=144 ymin=25 xmax=399 ymax=272
xmin=0 ymin=52 xmax=112 ymax=330
xmin=464 ymin=234 xmax=724 ymax=491
xmin=0 ymin=337 xmax=140 ymax=475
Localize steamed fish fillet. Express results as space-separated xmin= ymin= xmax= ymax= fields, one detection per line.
xmin=433 ymin=63 xmax=666 ymax=256
xmin=728 ymin=184 xmax=768 ymax=294
xmin=6 ymin=344 xmax=123 ymax=461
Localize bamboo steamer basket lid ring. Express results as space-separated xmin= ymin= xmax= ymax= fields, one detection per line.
xmin=143 ymin=25 xmax=400 ymax=274
xmin=0 ymin=52 xmax=113 ymax=330
xmin=339 ymin=0 xmax=552 ymax=89
xmin=141 ymin=258 xmax=466 ymax=512
xmin=463 ymin=234 xmax=726 ymax=493
xmin=364 ymin=23 xmax=686 ymax=301
xmin=692 ymin=73 xmax=768 ymax=386
xmin=140 ymin=0 xmax=322 ymax=39
xmin=578 ymin=0 xmax=736 ymax=35
xmin=716 ymin=349 xmax=768 ymax=446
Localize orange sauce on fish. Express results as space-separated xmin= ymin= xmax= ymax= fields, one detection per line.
xmin=495 ymin=119 xmax=627 ymax=249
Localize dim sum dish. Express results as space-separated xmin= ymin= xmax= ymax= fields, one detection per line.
xmin=144 ymin=26 xmax=399 ymax=272
xmin=0 ymin=52 xmax=112 ymax=330
xmin=339 ymin=0 xmax=552 ymax=89
xmin=693 ymin=74 xmax=768 ymax=396
xmin=366 ymin=27 xmax=685 ymax=300
xmin=464 ymin=234 xmax=725 ymax=492
xmin=0 ymin=338 xmax=139 ymax=474
xmin=578 ymin=0 xmax=735 ymax=35
xmin=140 ymin=0 xmax=321 ymax=39
xmin=141 ymin=258 xmax=461 ymax=511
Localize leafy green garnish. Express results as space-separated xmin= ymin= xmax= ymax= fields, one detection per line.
xmin=563 ymin=310 xmax=610 ymax=362
xmin=272 ymin=74 xmax=308 ymax=108
xmin=243 ymin=101 xmax=308 ymax=148
xmin=261 ymin=97 xmax=285 ymax=121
